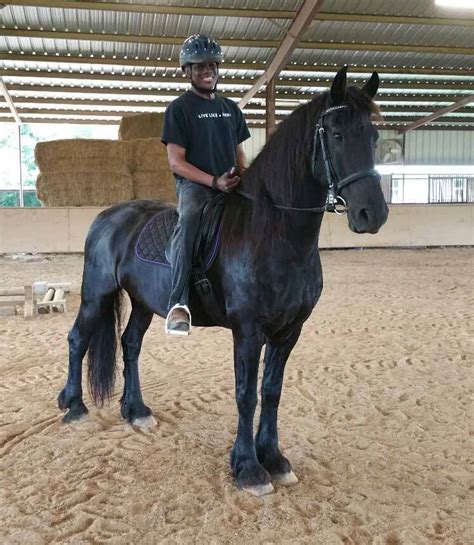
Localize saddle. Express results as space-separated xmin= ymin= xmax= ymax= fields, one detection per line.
xmin=135 ymin=194 xmax=226 ymax=318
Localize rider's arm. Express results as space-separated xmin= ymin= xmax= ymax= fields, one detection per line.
xmin=167 ymin=143 xmax=240 ymax=192
xmin=236 ymin=143 xmax=247 ymax=172
xmin=166 ymin=143 xmax=214 ymax=187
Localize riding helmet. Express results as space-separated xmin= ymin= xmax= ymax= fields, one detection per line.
xmin=179 ymin=34 xmax=223 ymax=70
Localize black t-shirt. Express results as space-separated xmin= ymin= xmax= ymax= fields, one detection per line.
xmin=161 ymin=90 xmax=250 ymax=178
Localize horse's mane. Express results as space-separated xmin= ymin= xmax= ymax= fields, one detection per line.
xmin=221 ymin=87 xmax=379 ymax=256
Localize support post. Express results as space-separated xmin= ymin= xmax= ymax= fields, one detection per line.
xmin=266 ymin=78 xmax=276 ymax=141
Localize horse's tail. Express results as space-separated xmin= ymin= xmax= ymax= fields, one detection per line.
xmin=87 ymin=290 xmax=123 ymax=406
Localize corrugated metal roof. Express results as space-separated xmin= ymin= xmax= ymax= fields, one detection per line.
xmin=0 ymin=0 xmax=473 ymax=128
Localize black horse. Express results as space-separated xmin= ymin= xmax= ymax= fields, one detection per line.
xmin=58 ymin=67 xmax=388 ymax=496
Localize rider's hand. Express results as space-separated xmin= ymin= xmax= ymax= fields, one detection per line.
xmin=214 ymin=169 xmax=240 ymax=192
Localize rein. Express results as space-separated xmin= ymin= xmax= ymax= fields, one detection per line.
xmin=236 ymin=104 xmax=380 ymax=216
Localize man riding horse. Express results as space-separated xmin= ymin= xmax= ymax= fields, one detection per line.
xmin=162 ymin=34 xmax=251 ymax=335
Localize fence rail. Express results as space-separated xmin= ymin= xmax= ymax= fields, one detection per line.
xmin=381 ymin=174 xmax=473 ymax=204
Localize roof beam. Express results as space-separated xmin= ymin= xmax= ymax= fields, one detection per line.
xmin=0 ymin=77 xmax=21 ymax=123
xmin=7 ymin=84 xmax=241 ymax=99
xmin=399 ymin=95 xmax=474 ymax=132
xmin=240 ymin=0 xmax=323 ymax=108
xmin=1 ymin=53 xmax=472 ymax=78
xmin=11 ymin=105 xmax=474 ymax=121
xmin=2 ymin=1 xmax=472 ymax=27
xmin=1 ymin=29 xmax=472 ymax=56
xmin=1 ymin=69 xmax=471 ymax=92
xmin=6 ymin=84 xmax=468 ymax=103
xmin=0 ymin=117 xmax=469 ymax=130
xmin=12 ymin=97 xmax=472 ymax=114
xmin=2 ymin=0 xmax=295 ymax=17
xmin=9 ymin=108 xmax=474 ymax=125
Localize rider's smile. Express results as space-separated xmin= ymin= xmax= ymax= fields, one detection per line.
xmin=190 ymin=62 xmax=218 ymax=90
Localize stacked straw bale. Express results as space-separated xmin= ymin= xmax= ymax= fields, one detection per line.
xmin=130 ymin=138 xmax=176 ymax=202
xmin=35 ymin=113 xmax=176 ymax=206
xmin=119 ymin=112 xmax=164 ymax=141
xmin=35 ymin=139 xmax=134 ymax=206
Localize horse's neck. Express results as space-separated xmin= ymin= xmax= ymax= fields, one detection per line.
xmin=238 ymin=164 xmax=326 ymax=253
xmin=283 ymin=212 xmax=324 ymax=254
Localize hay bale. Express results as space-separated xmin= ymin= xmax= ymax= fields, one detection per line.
xmin=34 ymin=135 xmax=175 ymax=206
xmin=119 ymin=113 xmax=164 ymax=141
xmin=128 ymin=138 xmax=176 ymax=202
xmin=133 ymin=171 xmax=177 ymax=203
xmin=36 ymin=172 xmax=134 ymax=206
xmin=35 ymin=139 xmax=132 ymax=173
xmin=130 ymin=138 xmax=169 ymax=172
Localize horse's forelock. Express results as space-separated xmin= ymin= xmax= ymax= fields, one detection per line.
xmin=345 ymin=86 xmax=380 ymax=118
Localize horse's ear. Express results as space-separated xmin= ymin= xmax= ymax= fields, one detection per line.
xmin=362 ymin=71 xmax=379 ymax=99
xmin=330 ymin=65 xmax=347 ymax=105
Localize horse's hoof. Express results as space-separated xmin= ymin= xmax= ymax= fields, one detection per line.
xmin=241 ymin=482 xmax=275 ymax=497
xmin=62 ymin=408 xmax=89 ymax=423
xmin=132 ymin=415 xmax=157 ymax=429
xmin=273 ymin=471 xmax=299 ymax=486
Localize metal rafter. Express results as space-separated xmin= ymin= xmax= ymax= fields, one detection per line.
xmin=1 ymin=29 xmax=472 ymax=56
xmin=5 ymin=84 xmax=468 ymax=104
xmin=0 ymin=115 xmax=471 ymax=130
xmin=0 ymin=77 xmax=21 ymax=123
xmin=1 ymin=69 xmax=471 ymax=92
xmin=2 ymin=1 xmax=473 ymax=27
xmin=1 ymin=108 xmax=472 ymax=125
xmin=240 ymin=0 xmax=323 ymax=108
xmin=9 ymin=96 xmax=471 ymax=115
xmin=1 ymin=53 xmax=472 ymax=78
xmin=399 ymin=95 xmax=474 ymax=132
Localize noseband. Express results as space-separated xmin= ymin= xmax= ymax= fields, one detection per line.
xmin=311 ymin=105 xmax=380 ymax=215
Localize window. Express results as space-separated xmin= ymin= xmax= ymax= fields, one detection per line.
xmin=0 ymin=123 xmax=118 ymax=207
xmin=453 ymin=178 xmax=464 ymax=202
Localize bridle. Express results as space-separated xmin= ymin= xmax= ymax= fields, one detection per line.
xmin=310 ymin=105 xmax=380 ymax=215
xmin=237 ymin=104 xmax=380 ymax=216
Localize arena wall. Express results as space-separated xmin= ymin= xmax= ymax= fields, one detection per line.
xmin=0 ymin=204 xmax=472 ymax=253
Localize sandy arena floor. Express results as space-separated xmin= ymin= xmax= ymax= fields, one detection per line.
xmin=0 ymin=248 xmax=472 ymax=545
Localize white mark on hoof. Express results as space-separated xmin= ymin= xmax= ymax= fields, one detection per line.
xmin=132 ymin=415 xmax=157 ymax=429
xmin=273 ymin=471 xmax=299 ymax=486
xmin=242 ymin=482 xmax=274 ymax=497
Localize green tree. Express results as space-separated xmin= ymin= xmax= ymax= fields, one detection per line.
xmin=21 ymin=124 xmax=41 ymax=187
xmin=0 ymin=191 xmax=20 ymax=207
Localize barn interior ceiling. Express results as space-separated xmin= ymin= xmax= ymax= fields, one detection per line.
xmin=0 ymin=0 xmax=472 ymax=131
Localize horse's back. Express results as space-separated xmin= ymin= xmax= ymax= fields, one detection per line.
xmin=86 ymin=200 xmax=175 ymax=254
xmin=90 ymin=199 xmax=175 ymax=233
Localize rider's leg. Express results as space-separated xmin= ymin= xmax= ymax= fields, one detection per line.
xmin=166 ymin=178 xmax=215 ymax=334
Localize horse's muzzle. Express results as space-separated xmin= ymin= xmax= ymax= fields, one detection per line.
xmin=348 ymin=202 xmax=389 ymax=234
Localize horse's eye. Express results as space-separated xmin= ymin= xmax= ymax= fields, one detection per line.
xmin=334 ymin=132 xmax=343 ymax=141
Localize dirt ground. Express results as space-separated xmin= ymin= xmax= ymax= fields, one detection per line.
xmin=0 ymin=248 xmax=472 ymax=545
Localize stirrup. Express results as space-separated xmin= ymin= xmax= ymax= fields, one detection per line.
xmin=165 ymin=304 xmax=192 ymax=336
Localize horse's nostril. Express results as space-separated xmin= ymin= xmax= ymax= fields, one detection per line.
xmin=359 ymin=208 xmax=370 ymax=224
